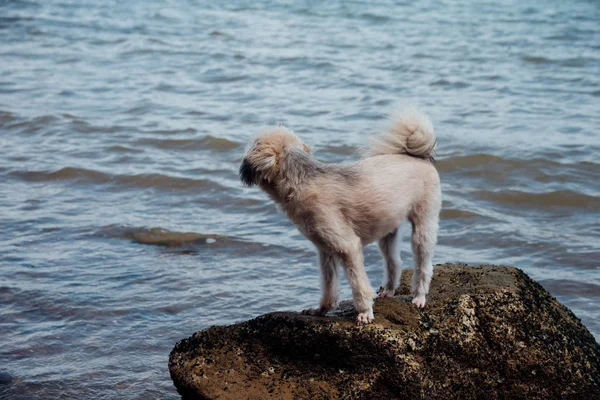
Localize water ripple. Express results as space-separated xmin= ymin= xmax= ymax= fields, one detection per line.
xmin=1 ymin=0 xmax=599 ymax=398
xmin=135 ymin=136 xmax=240 ymax=151
xmin=10 ymin=167 xmax=229 ymax=192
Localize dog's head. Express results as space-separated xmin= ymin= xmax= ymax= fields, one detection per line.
xmin=240 ymin=126 xmax=311 ymax=187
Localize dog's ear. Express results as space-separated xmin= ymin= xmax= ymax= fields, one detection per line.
xmin=240 ymin=144 xmax=279 ymax=186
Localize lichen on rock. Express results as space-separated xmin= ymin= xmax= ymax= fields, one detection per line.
xmin=169 ymin=264 xmax=600 ymax=399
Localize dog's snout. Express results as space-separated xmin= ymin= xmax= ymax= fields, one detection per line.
xmin=239 ymin=158 xmax=257 ymax=187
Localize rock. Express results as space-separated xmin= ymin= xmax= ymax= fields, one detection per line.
xmin=0 ymin=371 xmax=12 ymax=385
xmin=169 ymin=264 xmax=600 ymax=399
xmin=125 ymin=227 xmax=224 ymax=247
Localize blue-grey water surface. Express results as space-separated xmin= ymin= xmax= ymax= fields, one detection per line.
xmin=1 ymin=0 xmax=599 ymax=398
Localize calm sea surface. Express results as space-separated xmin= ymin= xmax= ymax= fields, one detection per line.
xmin=1 ymin=0 xmax=599 ymax=398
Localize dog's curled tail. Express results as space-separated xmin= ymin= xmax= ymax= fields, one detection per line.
xmin=364 ymin=108 xmax=436 ymax=161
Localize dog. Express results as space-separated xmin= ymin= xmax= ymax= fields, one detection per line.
xmin=239 ymin=109 xmax=441 ymax=324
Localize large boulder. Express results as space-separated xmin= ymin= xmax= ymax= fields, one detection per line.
xmin=169 ymin=264 xmax=600 ymax=399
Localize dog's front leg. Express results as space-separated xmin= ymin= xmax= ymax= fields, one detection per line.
xmin=301 ymin=251 xmax=339 ymax=316
xmin=339 ymin=243 xmax=375 ymax=325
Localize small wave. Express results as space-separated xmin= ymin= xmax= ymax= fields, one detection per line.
xmin=476 ymin=189 xmax=600 ymax=211
xmin=88 ymin=37 xmax=127 ymax=46
xmin=440 ymin=209 xmax=482 ymax=219
xmin=150 ymin=9 xmax=182 ymax=22
xmin=0 ymin=112 xmax=132 ymax=135
xmin=437 ymin=154 xmax=513 ymax=170
xmin=521 ymin=55 xmax=550 ymax=64
xmin=0 ymin=16 xmax=34 ymax=24
xmin=201 ymin=68 xmax=249 ymax=83
xmin=473 ymin=73 xmax=504 ymax=81
xmin=359 ymin=12 xmax=391 ymax=23
xmin=106 ymin=145 xmax=144 ymax=154
xmin=544 ymin=33 xmax=580 ymax=41
xmin=539 ymin=279 xmax=600 ymax=297
xmin=5 ymin=114 xmax=60 ymax=134
xmin=430 ymin=79 xmax=470 ymax=89
xmin=0 ymin=286 xmax=90 ymax=322
xmin=412 ymin=52 xmax=436 ymax=60
xmin=209 ymin=30 xmax=234 ymax=39
xmin=124 ymin=105 xmax=151 ymax=116
xmin=135 ymin=136 xmax=240 ymax=152
xmin=184 ymin=111 xmax=230 ymax=121
xmin=520 ymin=55 xmax=594 ymax=68
xmin=116 ymin=173 xmax=224 ymax=191
xmin=0 ymin=110 xmax=17 ymax=127
xmin=12 ymin=167 xmax=110 ymax=184
xmin=287 ymin=109 xmax=331 ymax=117
xmin=68 ymin=121 xmax=130 ymax=134
xmin=437 ymin=153 xmax=600 ymax=182
xmin=148 ymin=127 xmax=197 ymax=135
xmin=439 ymin=153 xmax=554 ymax=170
xmin=10 ymin=167 xmax=227 ymax=191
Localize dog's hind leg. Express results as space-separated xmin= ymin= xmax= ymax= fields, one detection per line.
xmin=302 ymin=251 xmax=339 ymax=316
xmin=338 ymin=240 xmax=375 ymax=324
xmin=409 ymin=198 xmax=440 ymax=308
xmin=377 ymin=228 xmax=402 ymax=298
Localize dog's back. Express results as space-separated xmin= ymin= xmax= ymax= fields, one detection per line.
xmin=299 ymin=154 xmax=439 ymax=245
xmin=349 ymin=155 xmax=439 ymax=244
xmin=301 ymin=106 xmax=439 ymax=246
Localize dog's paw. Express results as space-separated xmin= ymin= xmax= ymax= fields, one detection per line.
xmin=356 ymin=308 xmax=374 ymax=325
xmin=301 ymin=307 xmax=328 ymax=316
xmin=411 ymin=295 xmax=427 ymax=308
xmin=377 ymin=289 xmax=395 ymax=299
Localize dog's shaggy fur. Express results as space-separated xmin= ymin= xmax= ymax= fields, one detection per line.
xmin=240 ymin=109 xmax=441 ymax=324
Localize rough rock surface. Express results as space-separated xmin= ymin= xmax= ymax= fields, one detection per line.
xmin=169 ymin=264 xmax=600 ymax=399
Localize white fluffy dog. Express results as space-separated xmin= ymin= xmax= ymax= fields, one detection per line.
xmin=240 ymin=109 xmax=441 ymax=324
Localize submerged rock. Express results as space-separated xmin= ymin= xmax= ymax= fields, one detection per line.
xmin=125 ymin=227 xmax=224 ymax=247
xmin=169 ymin=264 xmax=600 ymax=399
